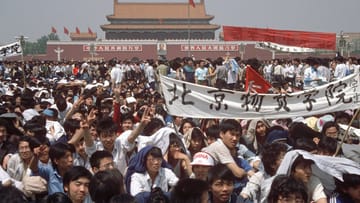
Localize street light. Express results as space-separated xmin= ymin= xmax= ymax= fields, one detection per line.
xmin=14 ymin=35 xmax=28 ymax=62
xmin=338 ymin=31 xmax=348 ymax=57
xmin=14 ymin=35 xmax=28 ymax=87
xmin=239 ymin=43 xmax=245 ymax=59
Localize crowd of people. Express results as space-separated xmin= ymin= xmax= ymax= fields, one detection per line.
xmin=0 ymin=55 xmax=359 ymax=203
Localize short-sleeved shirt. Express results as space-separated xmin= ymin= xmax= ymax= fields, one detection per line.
xmin=130 ymin=167 xmax=179 ymax=196
xmin=202 ymin=139 xmax=235 ymax=164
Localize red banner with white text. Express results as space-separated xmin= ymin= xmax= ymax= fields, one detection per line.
xmin=223 ymin=26 xmax=336 ymax=50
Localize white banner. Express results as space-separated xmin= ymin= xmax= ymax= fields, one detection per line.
xmin=160 ymin=74 xmax=360 ymax=119
xmin=255 ymin=42 xmax=315 ymax=53
xmin=0 ymin=41 xmax=22 ymax=58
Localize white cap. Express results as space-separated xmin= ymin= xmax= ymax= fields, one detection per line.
xmin=191 ymin=152 xmax=214 ymax=166
xmin=316 ymin=114 xmax=334 ymax=132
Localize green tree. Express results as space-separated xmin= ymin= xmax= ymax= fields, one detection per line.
xmin=23 ymin=33 xmax=59 ymax=55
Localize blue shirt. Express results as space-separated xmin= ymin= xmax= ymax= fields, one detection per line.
xmin=37 ymin=162 xmax=64 ymax=195
xmin=183 ymin=65 xmax=195 ymax=83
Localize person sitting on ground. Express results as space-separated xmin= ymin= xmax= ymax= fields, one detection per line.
xmin=170 ymin=178 xmax=209 ymax=203
xmin=63 ymin=166 xmax=92 ymax=203
xmin=276 ymin=151 xmax=327 ymax=203
xmin=164 ymin=133 xmax=192 ymax=179
xmin=207 ymin=164 xmax=247 ymax=203
xmin=125 ymin=146 xmax=178 ymax=196
xmin=202 ymin=119 xmax=255 ymax=181
xmin=241 ymin=142 xmax=288 ymax=202
xmin=89 ymin=150 xmax=115 ymax=173
xmin=190 ymin=151 xmax=215 ymax=181
xmin=330 ymin=173 xmax=360 ymax=203
xmin=183 ymin=127 xmax=208 ymax=158
xmin=243 ymin=119 xmax=271 ymax=155
xmin=89 ymin=168 xmax=125 ymax=203
xmin=30 ymin=142 xmax=74 ymax=195
xmin=267 ymin=175 xmax=308 ymax=203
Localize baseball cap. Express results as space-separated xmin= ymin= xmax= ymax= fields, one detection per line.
xmin=191 ymin=152 xmax=214 ymax=166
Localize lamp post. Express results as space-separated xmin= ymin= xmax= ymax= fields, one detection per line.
xmin=89 ymin=43 xmax=97 ymax=61
xmin=14 ymin=35 xmax=28 ymax=62
xmin=14 ymin=35 xmax=28 ymax=87
xmin=338 ymin=31 xmax=347 ymax=57
xmin=239 ymin=43 xmax=245 ymax=59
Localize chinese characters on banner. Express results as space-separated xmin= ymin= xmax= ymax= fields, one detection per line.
xmin=160 ymin=74 xmax=360 ymax=119
xmin=0 ymin=41 xmax=22 ymax=58
xmin=83 ymin=45 xmax=143 ymax=52
xmin=180 ymin=44 xmax=239 ymax=52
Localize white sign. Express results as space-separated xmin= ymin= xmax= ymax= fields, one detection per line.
xmin=181 ymin=44 xmax=239 ymax=52
xmin=0 ymin=41 xmax=22 ymax=58
xmin=160 ymin=74 xmax=360 ymax=119
xmin=83 ymin=45 xmax=142 ymax=52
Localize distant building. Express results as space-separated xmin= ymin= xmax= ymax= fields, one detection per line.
xmin=101 ymin=0 xmax=220 ymax=40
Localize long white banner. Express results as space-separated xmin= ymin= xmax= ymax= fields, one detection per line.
xmin=160 ymin=74 xmax=360 ymax=119
xmin=0 ymin=41 xmax=22 ymax=58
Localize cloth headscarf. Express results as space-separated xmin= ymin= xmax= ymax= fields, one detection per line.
xmin=244 ymin=119 xmax=271 ymax=153
xmin=137 ymin=127 xmax=176 ymax=155
xmin=183 ymin=127 xmax=208 ymax=149
xmin=124 ymin=145 xmax=171 ymax=194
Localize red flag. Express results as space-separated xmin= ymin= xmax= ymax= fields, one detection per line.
xmin=88 ymin=27 xmax=93 ymax=35
xmin=189 ymin=0 xmax=195 ymax=7
xmin=76 ymin=27 xmax=80 ymax=34
xmin=64 ymin=27 xmax=69 ymax=35
xmin=245 ymin=66 xmax=272 ymax=94
xmin=51 ymin=26 xmax=57 ymax=33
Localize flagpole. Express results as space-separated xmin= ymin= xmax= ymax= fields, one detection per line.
xmin=187 ymin=1 xmax=191 ymax=57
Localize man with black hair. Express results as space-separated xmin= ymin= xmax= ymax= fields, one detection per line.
xmin=89 ymin=169 xmax=125 ymax=203
xmin=170 ymin=178 xmax=209 ymax=203
xmin=89 ymin=150 xmax=114 ymax=173
xmin=30 ymin=142 xmax=74 ymax=194
xmin=7 ymin=136 xmax=34 ymax=181
xmin=207 ymin=164 xmax=246 ymax=203
xmin=21 ymin=96 xmax=41 ymax=122
xmin=330 ymin=173 xmax=360 ymax=203
xmin=241 ymin=142 xmax=288 ymax=202
xmin=84 ymin=117 xmax=136 ymax=175
xmin=267 ymin=175 xmax=308 ymax=203
xmin=50 ymin=94 xmax=73 ymax=124
xmin=202 ymin=119 xmax=254 ymax=179
xmin=63 ymin=166 xmax=92 ymax=203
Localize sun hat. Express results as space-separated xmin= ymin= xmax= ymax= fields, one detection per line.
xmin=191 ymin=152 xmax=214 ymax=166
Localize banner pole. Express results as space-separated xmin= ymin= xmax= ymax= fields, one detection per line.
xmin=334 ymin=108 xmax=360 ymax=156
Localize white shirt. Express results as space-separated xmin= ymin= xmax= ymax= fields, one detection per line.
xmin=145 ymin=64 xmax=156 ymax=83
xmin=303 ymin=66 xmax=320 ymax=89
xmin=85 ymin=131 xmax=135 ymax=175
xmin=130 ymin=167 xmax=179 ymax=196
xmin=110 ymin=64 xmax=124 ymax=84
xmin=334 ymin=63 xmax=348 ymax=79
xmin=50 ymin=102 xmax=73 ymax=124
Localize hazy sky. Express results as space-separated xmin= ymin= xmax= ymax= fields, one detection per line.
xmin=1 ymin=0 xmax=359 ymax=44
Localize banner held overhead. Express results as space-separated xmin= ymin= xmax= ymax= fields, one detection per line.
xmin=223 ymin=26 xmax=336 ymax=50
